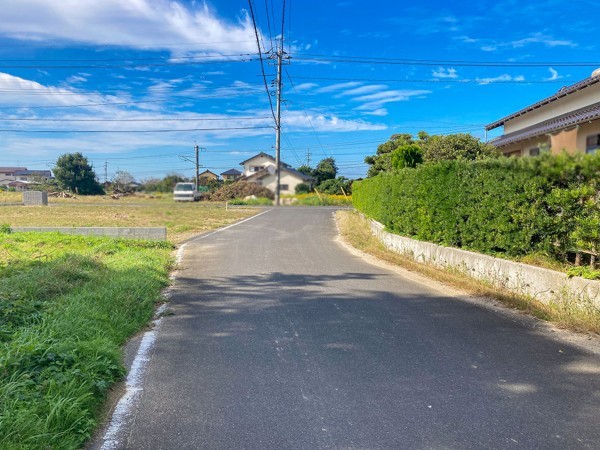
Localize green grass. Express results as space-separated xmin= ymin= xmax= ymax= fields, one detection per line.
xmin=0 ymin=232 xmax=174 ymax=449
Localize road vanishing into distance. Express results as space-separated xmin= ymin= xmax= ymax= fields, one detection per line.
xmin=103 ymin=208 xmax=600 ymax=449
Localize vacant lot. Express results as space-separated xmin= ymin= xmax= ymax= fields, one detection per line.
xmin=0 ymin=194 xmax=258 ymax=243
xmin=0 ymin=232 xmax=174 ymax=449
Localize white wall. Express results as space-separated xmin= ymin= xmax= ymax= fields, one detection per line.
xmin=505 ymin=83 xmax=600 ymax=134
xmin=369 ymin=219 xmax=600 ymax=307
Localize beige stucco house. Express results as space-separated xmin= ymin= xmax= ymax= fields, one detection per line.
xmin=486 ymin=69 xmax=600 ymax=157
xmin=238 ymin=152 xmax=313 ymax=195
xmin=198 ymin=170 xmax=219 ymax=184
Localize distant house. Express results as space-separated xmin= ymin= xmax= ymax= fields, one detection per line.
xmin=198 ymin=170 xmax=219 ymax=184
xmin=0 ymin=167 xmax=27 ymax=186
xmin=0 ymin=168 xmax=53 ymax=188
xmin=238 ymin=152 xmax=313 ymax=195
xmin=220 ymin=168 xmax=242 ymax=181
xmin=486 ymin=69 xmax=600 ymax=157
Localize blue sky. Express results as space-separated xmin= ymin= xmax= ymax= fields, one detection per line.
xmin=0 ymin=0 xmax=597 ymax=181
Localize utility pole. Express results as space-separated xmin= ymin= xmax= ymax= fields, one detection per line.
xmin=306 ymin=148 xmax=311 ymax=167
xmin=104 ymin=161 xmax=108 ymax=185
xmin=195 ymin=144 xmax=200 ymax=190
xmin=274 ymin=48 xmax=283 ymax=206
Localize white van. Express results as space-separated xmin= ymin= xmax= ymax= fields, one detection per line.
xmin=173 ymin=182 xmax=201 ymax=202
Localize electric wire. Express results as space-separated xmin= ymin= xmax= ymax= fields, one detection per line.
xmin=248 ymin=0 xmax=277 ymax=124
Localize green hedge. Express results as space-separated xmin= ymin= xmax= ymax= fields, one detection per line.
xmin=353 ymin=153 xmax=600 ymax=259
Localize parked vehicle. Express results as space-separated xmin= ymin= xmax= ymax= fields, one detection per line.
xmin=173 ymin=182 xmax=201 ymax=202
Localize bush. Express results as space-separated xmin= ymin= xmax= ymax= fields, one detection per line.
xmin=295 ymin=183 xmax=311 ymax=194
xmin=353 ymin=153 xmax=600 ymax=260
xmin=209 ymin=182 xmax=274 ymax=201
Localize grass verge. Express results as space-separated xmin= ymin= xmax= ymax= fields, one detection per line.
xmin=336 ymin=210 xmax=600 ymax=335
xmin=0 ymin=196 xmax=256 ymax=244
xmin=0 ymin=231 xmax=174 ymax=449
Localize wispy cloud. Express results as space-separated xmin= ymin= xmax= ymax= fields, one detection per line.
xmin=544 ymin=67 xmax=563 ymax=81
xmin=354 ymin=89 xmax=431 ymax=110
xmin=478 ymin=32 xmax=577 ymax=52
xmin=432 ymin=67 xmax=458 ymax=79
xmin=316 ymin=82 xmax=362 ymax=93
xmin=476 ymin=74 xmax=525 ymax=85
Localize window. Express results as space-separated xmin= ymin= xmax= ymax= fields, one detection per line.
xmin=529 ymin=147 xmax=540 ymax=157
xmin=586 ymin=135 xmax=600 ymax=154
xmin=280 ymin=184 xmax=289 ymax=191
xmin=251 ymin=166 xmax=261 ymax=172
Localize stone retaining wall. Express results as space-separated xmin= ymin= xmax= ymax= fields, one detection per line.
xmin=12 ymin=227 xmax=167 ymax=240
xmin=369 ymin=220 xmax=600 ymax=307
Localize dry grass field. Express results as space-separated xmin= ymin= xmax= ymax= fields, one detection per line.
xmin=0 ymin=193 xmax=258 ymax=243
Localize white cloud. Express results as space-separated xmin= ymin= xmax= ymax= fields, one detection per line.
xmin=0 ymin=1 xmax=259 ymax=55
xmin=292 ymin=83 xmax=318 ymax=92
xmin=282 ymin=111 xmax=386 ymax=132
xmin=544 ymin=67 xmax=563 ymax=81
xmin=476 ymin=74 xmax=525 ymax=85
xmin=316 ymin=82 xmax=362 ymax=93
xmin=336 ymin=85 xmax=388 ymax=97
xmin=362 ymin=108 xmax=388 ymax=116
xmin=432 ymin=67 xmax=458 ymax=79
xmin=353 ymin=89 xmax=431 ymax=111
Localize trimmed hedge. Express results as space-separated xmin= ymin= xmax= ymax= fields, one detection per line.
xmin=353 ymin=153 xmax=600 ymax=259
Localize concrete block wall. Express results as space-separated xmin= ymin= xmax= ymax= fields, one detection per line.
xmin=369 ymin=220 xmax=600 ymax=307
xmin=12 ymin=227 xmax=167 ymax=240
xmin=22 ymin=191 xmax=48 ymax=206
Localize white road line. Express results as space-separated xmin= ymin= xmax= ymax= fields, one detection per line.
xmin=188 ymin=208 xmax=272 ymax=242
xmin=98 ymin=209 xmax=271 ymax=448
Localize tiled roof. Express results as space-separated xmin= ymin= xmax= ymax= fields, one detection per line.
xmin=220 ymin=168 xmax=242 ymax=175
xmin=490 ymin=101 xmax=600 ymax=147
xmin=239 ymin=152 xmax=291 ymax=168
xmin=14 ymin=170 xmax=52 ymax=177
xmin=0 ymin=167 xmax=27 ymax=173
xmin=486 ymin=75 xmax=600 ymax=131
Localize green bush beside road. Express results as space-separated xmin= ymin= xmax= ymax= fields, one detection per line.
xmin=0 ymin=232 xmax=173 ymax=449
xmin=353 ymin=153 xmax=600 ymax=264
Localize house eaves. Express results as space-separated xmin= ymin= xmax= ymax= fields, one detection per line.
xmin=490 ymin=101 xmax=600 ymax=147
xmin=485 ymin=75 xmax=600 ymax=131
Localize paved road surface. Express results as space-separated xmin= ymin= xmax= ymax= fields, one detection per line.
xmin=118 ymin=208 xmax=600 ymax=449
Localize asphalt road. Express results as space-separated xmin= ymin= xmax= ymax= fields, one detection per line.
xmin=120 ymin=207 xmax=600 ymax=449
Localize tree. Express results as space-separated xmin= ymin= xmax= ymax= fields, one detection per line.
xmin=313 ymin=157 xmax=338 ymax=185
xmin=112 ymin=170 xmax=136 ymax=192
xmin=316 ymin=176 xmax=352 ymax=195
xmin=53 ymin=152 xmax=104 ymax=195
xmin=422 ymin=133 xmax=499 ymax=162
xmin=364 ymin=133 xmax=416 ymax=177
xmin=391 ymin=144 xmax=424 ymax=170
xmin=296 ymin=165 xmax=313 ymax=176
xmin=141 ymin=173 xmax=186 ymax=193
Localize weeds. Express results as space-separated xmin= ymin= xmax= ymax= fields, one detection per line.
xmin=0 ymin=233 xmax=173 ymax=449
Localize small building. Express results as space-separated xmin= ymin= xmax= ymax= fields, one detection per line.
xmin=198 ymin=170 xmax=219 ymax=184
xmin=220 ymin=168 xmax=242 ymax=182
xmin=0 ymin=167 xmax=27 ymax=186
xmin=486 ymin=69 xmax=600 ymax=157
xmin=238 ymin=152 xmax=313 ymax=195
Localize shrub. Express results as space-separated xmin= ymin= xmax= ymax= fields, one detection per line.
xmin=295 ymin=183 xmax=311 ymax=194
xmin=353 ymin=153 xmax=600 ymax=261
xmin=209 ymin=182 xmax=274 ymax=201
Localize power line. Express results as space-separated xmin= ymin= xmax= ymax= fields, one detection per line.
xmin=292 ymin=52 xmax=600 ymax=67
xmin=0 ymin=89 xmax=265 ymax=110
xmin=287 ymin=75 xmax=569 ymax=84
xmin=248 ymin=0 xmax=277 ymax=124
xmin=0 ymin=56 xmax=258 ymax=70
xmin=284 ymin=68 xmax=329 ymax=159
xmin=0 ymin=116 xmax=271 ymax=122
xmin=0 ymin=126 xmax=273 ymax=133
